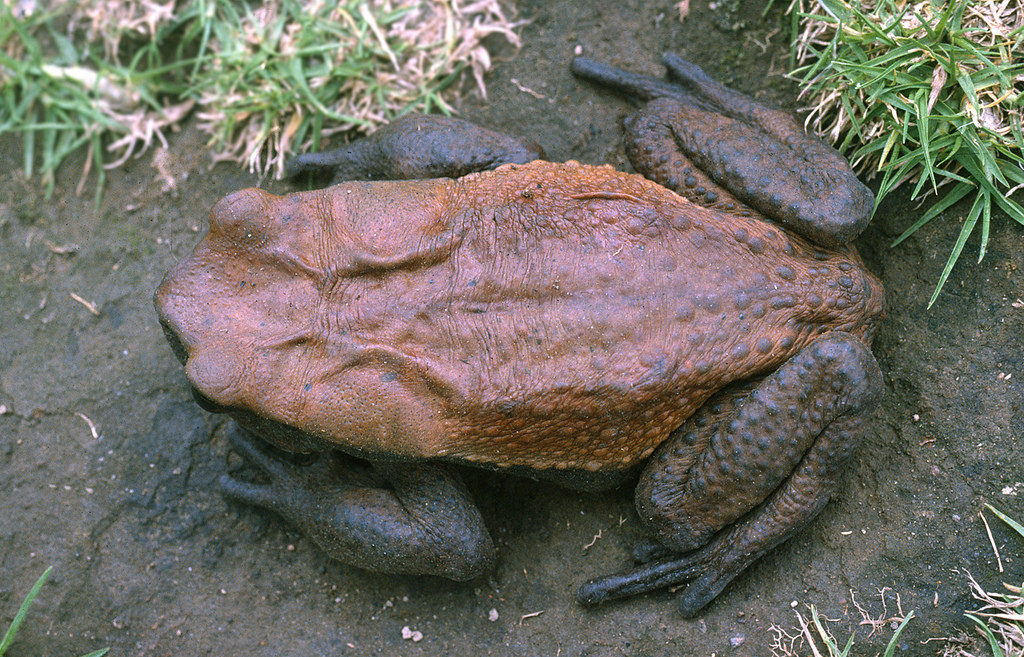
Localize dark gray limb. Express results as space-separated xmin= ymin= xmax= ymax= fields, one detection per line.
xmin=630 ymin=540 xmax=674 ymax=564
xmin=571 ymin=57 xmax=695 ymax=103
xmin=577 ymin=332 xmax=882 ymax=615
xmin=620 ymin=106 xmax=755 ymax=216
xmin=220 ymin=425 xmax=496 ymax=581
xmin=571 ymin=55 xmax=875 ymax=248
xmin=286 ymin=114 xmax=545 ymax=185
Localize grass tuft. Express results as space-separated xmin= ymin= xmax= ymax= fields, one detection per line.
xmin=0 ymin=2 xmax=180 ymax=204
xmin=190 ymin=0 xmax=521 ymax=179
xmin=962 ymin=574 xmax=1024 ymax=657
xmin=955 ymin=505 xmax=1024 ymax=657
xmin=781 ymin=0 xmax=1024 ymax=306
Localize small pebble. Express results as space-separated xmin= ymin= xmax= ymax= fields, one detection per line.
xmin=488 ymin=608 xmax=499 ymax=622
xmin=401 ymin=626 xmax=423 ymax=642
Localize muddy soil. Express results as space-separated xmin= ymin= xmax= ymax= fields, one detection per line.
xmin=1 ymin=2 xmax=1021 ymax=656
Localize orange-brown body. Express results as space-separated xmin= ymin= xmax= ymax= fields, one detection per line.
xmin=159 ymin=160 xmax=882 ymax=473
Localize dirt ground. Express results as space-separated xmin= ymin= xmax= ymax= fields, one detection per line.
xmin=2 ymin=2 xmax=1022 ymax=656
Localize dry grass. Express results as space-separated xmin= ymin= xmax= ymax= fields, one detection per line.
xmin=939 ymin=506 xmax=1024 ymax=657
xmin=963 ymin=573 xmax=1024 ymax=657
xmin=767 ymin=505 xmax=1024 ymax=657
xmin=767 ymin=589 xmax=914 ymax=657
xmin=934 ymin=574 xmax=1024 ymax=657
xmin=193 ymin=0 xmax=522 ymax=177
xmin=65 ymin=0 xmax=176 ymax=59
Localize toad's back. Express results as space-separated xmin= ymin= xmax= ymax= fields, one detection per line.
xmin=156 ymin=160 xmax=883 ymax=472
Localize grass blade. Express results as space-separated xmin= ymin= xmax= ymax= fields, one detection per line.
xmin=914 ymin=89 xmax=936 ymax=193
xmin=978 ymin=186 xmax=990 ymax=262
xmin=927 ymin=190 xmax=985 ymax=307
xmin=882 ymin=610 xmax=915 ymax=657
xmin=965 ymin=614 xmax=1006 ymax=657
xmin=785 ymin=0 xmax=1024 ymax=301
xmin=985 ymin=504 xmax=1024 ymax=540
xmin=0 ymin=0 xmax=522 ymax=184
xmin=892 ymin=181 xmax=973 ymax=247
xmin=991 ymin=193 xmax=1024 ymax=226
xmin=0 ymin=567 xmax=53 ymax=655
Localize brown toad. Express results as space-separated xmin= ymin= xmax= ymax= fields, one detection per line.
xmin=155 ymin=55 xmax=884 ymax=615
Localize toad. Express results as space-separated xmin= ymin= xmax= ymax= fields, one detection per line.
xmin=155 ymin=54 xmax=884 ymax=615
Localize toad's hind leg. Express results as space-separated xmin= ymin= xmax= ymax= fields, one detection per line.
xmin=571 ymin=56 xmax=748 ymax=215
xmin=219 ymin=425 xmax=495 ymax=581
xmin=577 ymin=332 xmax=882 ymax=615
xmin=571 ymin=55 xmax=874 ymax=248
xmin=286 ymin=114 xmax=544 ymax=185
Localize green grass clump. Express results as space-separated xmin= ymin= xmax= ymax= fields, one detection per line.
xmin=0 ymin=0 xmax=520 ymax=195
xmin=1 ymin=567 xmax=108 ymax=657
xmin=783 ymin=0 xmax=1024 ymax=306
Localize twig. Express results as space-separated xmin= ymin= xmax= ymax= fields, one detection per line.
xmin=582 ymin=529 xmax=603 ymax=551
xmin=69 ymin=292 xmax=100 ymax=316
xmin=519 ymin=610 xmax=544 ymax=624
xmin=75 ymin=412 xmax=100 ymax=439
xmin=980 ymin=510 xmax=1004 ymax=573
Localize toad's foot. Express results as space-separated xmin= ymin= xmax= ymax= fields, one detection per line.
xmin=219 ymin=426 xmax=495 ymax=581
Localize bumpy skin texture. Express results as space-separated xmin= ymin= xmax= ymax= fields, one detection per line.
xmin=155 ymin=55 xmax=886 ymax=615
xmin=578 ymin=332 xmax=882 ymax=614
xmin=219 ymin=424 xmax=495 ymax=580
xmin=285 ymin=114 xmax=545 ymax=185
xmin=158 ymin=161 xmax=881 ymax=468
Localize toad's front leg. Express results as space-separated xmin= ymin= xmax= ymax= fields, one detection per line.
xmin=577 ymin=331 xmax=882 ymax=616
xmin=286 ymin=114 xmax=544 ymax=185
